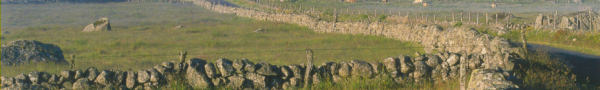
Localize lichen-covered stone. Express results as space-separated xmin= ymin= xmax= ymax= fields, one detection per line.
xmin=256 ymin=63 xmax=279 ymax=76
xmin=467 ymin=69 xmax=519 ymax=90
xmin=137 ymin=70 xmax=150 ymax=83
xmin=216 ymin=58 xmax=236 ymax=77
xmin=125 ymin=71 xmax=137 ymax=89
xmin=186 ymin=63 xmax=213 ymax=88
xmin=350 ymin=60 xmax=374 ymax=78
xmin=204 ymin=63 xmax=218 ymax=78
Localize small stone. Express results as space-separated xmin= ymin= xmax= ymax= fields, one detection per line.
xmin=216 ymin=58 xmax=236 ymax=77
xmin=72 ymin=78 xmax=91 ymax=89
xmin=137 ymin=70 xmax=150 ymax=83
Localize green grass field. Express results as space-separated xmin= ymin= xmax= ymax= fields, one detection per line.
xmin=0 ymin=2 xmax=423 ymax=77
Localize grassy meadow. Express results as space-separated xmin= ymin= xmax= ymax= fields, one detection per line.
xmin=0 ymin=2 xmax=423 ymax=77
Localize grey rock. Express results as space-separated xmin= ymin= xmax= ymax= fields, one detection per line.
xmin=27 ymin=72 xmax=41 ymax=84
xmin=72 ymin=78 xmax=91 ymax=89
xmin=137 ymin=70 xmax=150 ymax=83
xmin=227 ymin=75 xmax=251 ymax=88
xmin=467 ymin=69 xmax=519 ymax=90
xmin=279 ymin=66 xmax=293 ymax=78
xmin=383 ymin=57 xmax=400 ymax=77
xmin=186 ymin=63 xmax=213 ymax=88
xmin=412 ymin=60 xmax=429 ymax=82
xmin=60 ymin=70 xmax=74 ymax=82
xmin=216 ymin=58 xmax=236 ymax=77
xmin=2 ymin=76 xmax=14 ymax=87
xmin=245 ymin=73 xmax=266 ymax=88
xmin=74 ymin=70 xmax=85 ymax=80
xmin=82 ymin=17 xmax=111 ymax=32
xmin=338 ymin=62 xmax=351 ymax=77
xmin=212 ymin=78 xmax=229 ymax=86
xmin=256 ymin=63 xmax=279 ymax=76
xmin=95 ymin=70 xmax=113 ymax=86
xmin=154 ymin=65 xmax=168 ymax=74
xmin=426 ymin=55 xmax=441 ymax=67
xmin=125 ymin=71 xmax=137 ymax=89
xmin=350 ymin=60 xmax=374 ymax=78
xmin=148 ymin=69 xmax=162 ymax=84
xmin=161 ymin=62 xmax=175 ymax=70
xmin=87 ymin=67 xmax=99 ymax=81
xmin=1 ymin=40 xmax=67 ymax=66
xmin=242 ymin=59 xmax=256 ymax=73
xmin=288 ymin=64 xmax=304 ymax=78
xmin=233 ymin=59 xmax=246 ymax=73
xmin=399 ymin=55 xmax=414 ymax=74
xmin=447 ymin=54 xmax=460 ymax=66
xmin=204 ymin=63 xmax=218 ymax=78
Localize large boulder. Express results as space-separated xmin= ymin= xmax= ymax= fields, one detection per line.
xmin=467 ymin=69 xmax=518 ymax=90
xmin=185 ymin=59 xmax=213 ymax=88
xmin=1 ymin=40 xmax=66 ymax=66
xmin=82 ymin=18 xmax=111 ymax=32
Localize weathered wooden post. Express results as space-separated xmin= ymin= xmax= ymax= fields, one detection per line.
xmin=477 ymin=13 xmax=480 ymax=25
xmin=304 ymin=49 xmax=314 ymax=88
xmin=486 ymin=13 xmax=489 ymax=24
xmin=179 ymin=51 xmax=188 ymax=64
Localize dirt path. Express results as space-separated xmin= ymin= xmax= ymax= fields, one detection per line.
xmin=528 ymin=44 xmax=600 ymax=84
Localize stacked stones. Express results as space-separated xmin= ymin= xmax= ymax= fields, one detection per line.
xmin=1 ymin=52 xmax=518 ymax=89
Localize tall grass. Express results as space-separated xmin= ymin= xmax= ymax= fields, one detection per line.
xmin=513 ymin=49 xmax=593 ymax=89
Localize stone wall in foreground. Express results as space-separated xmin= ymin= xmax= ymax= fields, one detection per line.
xmin=1 ymin=52 xmax=518 ymax=89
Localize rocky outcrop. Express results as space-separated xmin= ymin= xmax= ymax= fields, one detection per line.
xmin=82 ymin=18 xmax=111 ymax=32
xmin=1 ymin=40 xmax=67 ymax=66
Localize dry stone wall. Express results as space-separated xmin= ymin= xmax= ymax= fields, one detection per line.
xmin=189 ymin=0 xmax=520 ymax=72
xmin=1 ymin=53 xmax=519 ymax=89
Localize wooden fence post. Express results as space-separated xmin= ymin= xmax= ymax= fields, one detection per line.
xmin=485 ymin=13 xmax=489 ymax=24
